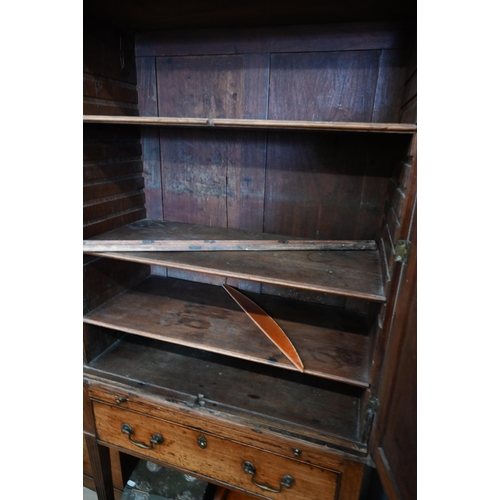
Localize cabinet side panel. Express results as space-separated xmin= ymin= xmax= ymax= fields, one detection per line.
xmin=83 ymin=15 xmax=139 ymax=116
xmin=399 ymin=43 xmax=417 ymax=124
xmin=83 ymin=124 xmax=146 ymax=239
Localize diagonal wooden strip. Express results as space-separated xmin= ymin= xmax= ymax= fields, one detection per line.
xmin=83 ymin=238 xmax=377 ymax=252
xmin=222 ymin=284 xmax=304 ymax=372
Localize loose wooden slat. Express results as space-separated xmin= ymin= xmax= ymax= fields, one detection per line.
xmin=82 ymin=219 xmax=386 ymax=301
xmin=83 ymin=238 xmax=377 ymax=252
xmin=83 ymin=115 xmax=417 ymax=134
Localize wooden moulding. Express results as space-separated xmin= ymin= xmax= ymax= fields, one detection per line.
xmin=84 ymin=219 xmax=386 ymax=302
xmin=84 ymin=275 xmax=372 ymax=387
xmin=83 ymin=115 xmax=417 ymax=134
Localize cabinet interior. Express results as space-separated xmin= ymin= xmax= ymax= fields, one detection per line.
xmin=84 ymin=4 xmax=416 ymax=463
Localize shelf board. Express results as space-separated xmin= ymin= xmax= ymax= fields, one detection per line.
xmin=86 ymin=334 xmax=362 ymax=449
xmin=84 ymin=219 xmax=386 ymax=302
xmin=83 ymin=115 xmax=416 ymax=134
xmin=84 ymin=275 xmax=372 ymax=387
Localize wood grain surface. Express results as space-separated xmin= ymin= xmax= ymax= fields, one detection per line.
xmin=84 ymin=275 xmax=371 ymax=386
xmin=89 ymin=335 xmax=361 ymax=444
xmin=84 ymin=219 xmax=386 ymax=301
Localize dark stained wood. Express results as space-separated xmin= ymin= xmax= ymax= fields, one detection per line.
xmin=84 ymin=324 xmax=125 ymax=365
xmin=86 ymin=0 xmax=415 ymax=31
xmin=84 ymin=124 xmax=146 ymax=239
xmin=372 ymin=50 xmax=407 ymax=123
xmin=269 ymin=52 xmax=379 ymax=122
xmin=372 ymin=204 xmax=416 ymax=500
xmin=159 ymin=128 xmax=267 ymax=231
xmin=84 ymin=275 xmax=372 ymax=386
xmin=136 ymin=57 xmax=163 ymax=220
xmin=83 ymin=15 xmax=138 ymax=117
xmin=83 ymin=115 xmax=417 ymax=133
xmin=135 ymin=22 xmax=405 ymax=57
xmin=263 ymin=133 xmax=405 ymax=241
xmin=88 ymin=335 xmax=362 ymax=447
xmin=85 ymin=435 xmax=115 ymax=500
xmin=156 ymin=54 xmax=269 ymax=119
xmin=83 ymin=257 xmax=149 ymax=314
xmin=84 ymin=219 xmax=386 ymax=301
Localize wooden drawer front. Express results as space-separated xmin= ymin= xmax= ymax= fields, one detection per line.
xmin=93 ymin=402 xmax=339 ymax=500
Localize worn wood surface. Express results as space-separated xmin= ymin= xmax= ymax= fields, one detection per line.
xmin=372 ymin=203 xmax=416 ymax=500
xmin=84 ymin=275 xmax=371 ymax=386
xmin=84 ymin=239 xmax=377 ymax=252
xmin=83 ymin=15 xmax=138 ymax=116
xmin=89 ymin=334 xmax=361 ymax=446
xmin=94 ymin=401 xmax=340 ymax=500
xmin=83 ymin=256 xmax=149 ymax=315
xmin=84 ymin=219 xmax=386 ymax=301
xmin=269 ymin=51 xmax=379 ymax=123
xmin=83 ymin=115 xmax=416 ymax=133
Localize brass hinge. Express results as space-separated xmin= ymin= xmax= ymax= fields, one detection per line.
xmin=394 ymin=239 xmax=411 ymax=265
xmin=362 ymin=398 xmax=379 ymax=442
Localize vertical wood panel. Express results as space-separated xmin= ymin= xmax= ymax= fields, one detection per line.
xmin=372 ymin=50 xmax=407 ymax=122
xmin=269 ymin=51 xmax=380 ymax=122
xmin=264 ymin=132 xmax=370 ymax=239
xmin=160 ymin=128 xmax=267 ymax=229
xmin=156 ymin=54 xmax=269 ymax=118
xmin=83 ymin=16 xmax=138 ymax=116
xmin=137 ymin=57 xmax=163 ymax=220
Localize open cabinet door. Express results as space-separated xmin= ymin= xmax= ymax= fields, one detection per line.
xmin=371 ymin=198 xmax=417 ymax=500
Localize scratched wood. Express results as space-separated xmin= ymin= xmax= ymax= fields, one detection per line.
xmin=88 ymin=334 xmax=361 ymax=444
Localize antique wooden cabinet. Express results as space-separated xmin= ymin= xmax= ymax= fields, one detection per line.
xmin=83 ymin=2 xmax=417 ymax=499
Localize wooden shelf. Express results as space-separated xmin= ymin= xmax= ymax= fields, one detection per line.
xmin=84 ymin=275 xmax=372 ymax=387
xmin=84 ymin=219 xmax=386 ymax=302
xmin=83 ymin=115 xmax=416 ymax=134
xmin=85 ymin=334 xmax=362 ymax=450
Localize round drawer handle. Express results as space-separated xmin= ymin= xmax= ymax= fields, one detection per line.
xmin=242 ymin=460 xmax=295 ymax=493
xmin=121 ymin=423 xmax=164 ymax=450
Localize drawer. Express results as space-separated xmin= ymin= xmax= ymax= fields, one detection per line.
xmin=93 ymin=402 xmax=339 ymax=500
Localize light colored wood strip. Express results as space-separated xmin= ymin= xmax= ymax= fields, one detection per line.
xmin=83 ymin=115 xmax=417 ymax=133
xmin=83 ymin=239 xmax=377 ymax=252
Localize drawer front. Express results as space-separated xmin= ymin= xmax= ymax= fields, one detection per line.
xmin=93 ymin=402 xmax=339 ymax=500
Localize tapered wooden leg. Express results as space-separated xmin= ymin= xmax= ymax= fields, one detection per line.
xmin=85 ymin=434 xmax=114 ymax=500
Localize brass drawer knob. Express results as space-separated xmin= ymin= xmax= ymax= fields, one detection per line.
xmin=197 ymin=435 xmax=207 ymax=449
xmin=242 ymin=460 xmax=295 ymax=493
xmin=121 ymin=423 xmax=164 ymax=450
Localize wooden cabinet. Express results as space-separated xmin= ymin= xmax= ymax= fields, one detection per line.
xmin=83 ymin=2 xmax=416 ymax=499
